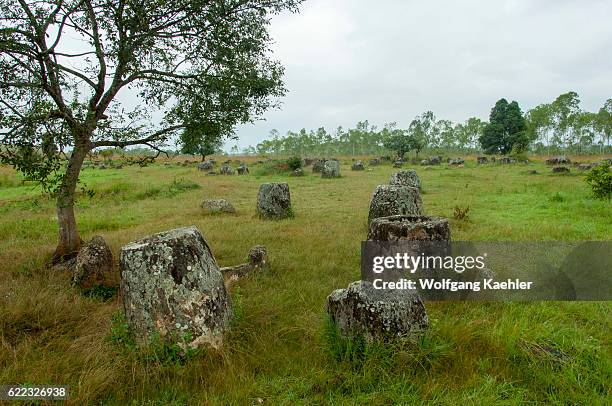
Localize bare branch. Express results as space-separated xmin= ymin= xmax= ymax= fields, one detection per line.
xmin=91 ymin=124 xmax=184 ymax=148
xmin=84 ymin=0 xmax=106 ymax=110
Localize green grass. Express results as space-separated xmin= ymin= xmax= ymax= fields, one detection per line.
xmin=0 ymin=158 xmax=610 ymax=405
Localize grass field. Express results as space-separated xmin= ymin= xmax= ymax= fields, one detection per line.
xmin=0 ymin=157 xmax=611 ymax=405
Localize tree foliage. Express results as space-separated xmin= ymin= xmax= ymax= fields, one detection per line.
xmin=0 ymin=0 xmax=301 ymax=258
xmin=585 ymin=162 xmax=611 ymax=201
xmin=179 ymin=122 xmax=225 ymax=161
xmin=479 ymin=99 xmax=527 ymax=154
xmin=381 ymin=123 xmax=411 ymax=158
xmin=526 ymin=93 xmax=611 ymax=154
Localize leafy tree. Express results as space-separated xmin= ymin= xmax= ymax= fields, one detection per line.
xmin=436 ymin=119 xmax=455 ymax=150
xmin=526 ymin=103 xmax=553 ymax=154
xmin=550 ymin=91 xmax=581 ymax=149
xmin=406 ymin=120 xmax=427 ymax=156
xmin=0 ymin=0 xmax=301 ymax=260
xmin=400 ymin=111 xmax=437 ymax=155
xmin=480 ymin=99 xmax=528 ymax=154
xmin=462 ymin=117 xmax=487 ymax=149
xmin=179 ymin=123 xmax=225 ymax=162
xmin=286 ymin=156 xmax=302 ymax=170
xmin=585 ymin=162 xmax=611 ymax=201
xmin=382 ymin=123 xmax=411 ymax=159
xmin=574 ymin=112 xmax=598 ymax=154
xmin=595 ymin=99 xmax=612 ymax=153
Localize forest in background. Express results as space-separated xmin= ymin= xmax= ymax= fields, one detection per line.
xmin=242 ymin=92 xmax=611 ymax=157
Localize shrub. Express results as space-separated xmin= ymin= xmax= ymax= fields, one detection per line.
xmin=82 ymin=285 xmax=117 ymax=301
xmin=585 ymin=162 xmax=611 ymax=200
xmin=453 ymin=205 xmax=470 ymax=220
xmin=286 ymin=156 xmax=303 ymax=171
xmin=252 ymin=160 xmax=290 ymax=176
xmin=109 ymin=311 xmax=136 ymax=350
xmin=166 ymin=178 xmax=200 ymax=196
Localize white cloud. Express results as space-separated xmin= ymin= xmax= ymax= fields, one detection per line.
xmin=232 ymin=0 xmax=612 ymax=149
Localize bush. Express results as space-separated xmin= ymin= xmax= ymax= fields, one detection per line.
xmin=585 ymin=162 xmax=611 ymax=200
xmin=252 ymin=160 xmax=290 ymax=176
xmin=166 ymin=178 xmax=200 ymax=196
xmin=83 ymin=285 xmax=118 ymax=301
xmin=453 ymin=205 xmax=470 ymax=220
xmin=286 ymin=156 xmax=303 ymax=171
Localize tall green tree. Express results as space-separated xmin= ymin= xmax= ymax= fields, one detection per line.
xmin=595 ymin=99 xmax=612 ymax=153
xmin=550 ymin=91 xmax=582 ymax=150
xmin=179 ymin=122 xmax=225 ymax=162
xmin=462 ymin=117 xmax=487 ymax=149
xmin=480 ymin=99 xmax=528 ymax=154
xmin=382 ymin=123 xmax=411 ymax=159
xmin=526 ymin=103 xmax=553 ymax=154
xmin=0 ymin=0 xmax=301 ymax=260
xmin=437 ymin=119 xmax=455 ymax=150
xmin=406 ymin=119 xmax=427 ymax=157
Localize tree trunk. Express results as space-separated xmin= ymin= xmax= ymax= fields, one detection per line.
xmin=201 ymin=154 xmax=206 ymax=162
xmin=53 ymin=141 xmax=89 ymax=262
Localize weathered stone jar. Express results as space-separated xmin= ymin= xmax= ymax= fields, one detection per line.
xmin=120 ymin=226 xmax=231 ymax=350
xmin=326 ymin=280 xmax=428 ymax=341
xmin=257 ymin=182 xmax=292 ymax=219
xmin=322 ymin=160 xmax=341 ymax=178
xmin=367 ymin=215 xmax=450 ymax=241
xmin=367 ymin=185 xmax=423 ymax=224
xmin=389 ymin=169 xmax=421 ymax=189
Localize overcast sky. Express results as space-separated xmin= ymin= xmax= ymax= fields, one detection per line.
xmin=231 ymin=0 xmax=612 ymax=150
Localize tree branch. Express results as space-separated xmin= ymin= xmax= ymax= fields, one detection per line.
xmin=91 ymin=124 xmax=184 ymax=148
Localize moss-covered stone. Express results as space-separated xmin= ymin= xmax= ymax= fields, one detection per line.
xmin=326 ymin=281 xmax=428 ymax=341
xmin=367 ymin=185 xmax=423 ymax=224
xmin=256 ymin=183 xmax=292 ymax=219
xmin=120 ymin=226 xmax=231 ymax=350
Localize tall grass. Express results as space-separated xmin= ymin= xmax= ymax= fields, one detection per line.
xmin=0 ymin=157 xmax=610 ymax=404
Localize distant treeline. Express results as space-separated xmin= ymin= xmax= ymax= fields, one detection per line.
xmin=247 ymin=92 xmax=611 ymax=157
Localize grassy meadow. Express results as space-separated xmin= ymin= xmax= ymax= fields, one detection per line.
xmin=0 ymin=157 xmax=611 ymax=405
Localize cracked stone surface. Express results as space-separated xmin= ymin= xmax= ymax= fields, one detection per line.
xmin=197 ymin=161 xmax=214 ymax=171
xmin=201 ymin=199 xmax=236 ymax=214
xmin=367 ymin=185 xmax=423 ymax=224
xmin=256 ymin=183 xmax=292 ymax=219
xmin=322 ymin=160 xmax=341 ymax=178
xmin=326 ymin=281 xmax=428 ymax=341
xmin=220 ymin=165 xmax=235 ymax=175
xmin=449 ymin=158 xmax=465 ymax=166
xmin=546 ymin=156 xmax=571 ymax=165
xmin=72 ymin=235 xmax=113 ymax=289
xmin=552 ymin=166 xmax=570 ymax=174
xmin=312 ymin=159 xmax=326 ymax=173
xmin=367 ymin=215 xmax=450 ymax=241
xmin=120 ymin=226 xmax=231 ymax=349
xmin=389 ymin=170 xmax=421 ymax=189
xmin=352 ymin=161 xmax=365 ymax=171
